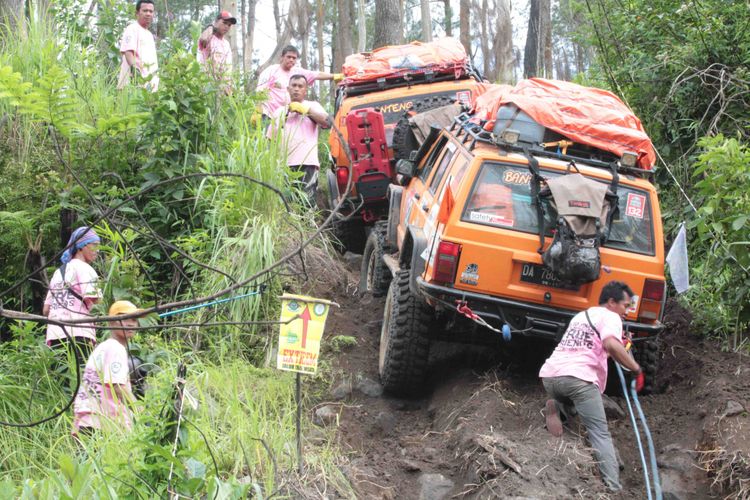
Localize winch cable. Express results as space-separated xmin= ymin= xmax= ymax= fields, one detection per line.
xmin=615 ymin=363 xmax=662 ymax=500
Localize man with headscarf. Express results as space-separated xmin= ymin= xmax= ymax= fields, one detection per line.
xmin=43 ymin=227 xmax=102 ymax=373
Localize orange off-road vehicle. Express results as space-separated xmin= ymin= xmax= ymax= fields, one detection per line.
xmin=362 ymin=79 xmax=666 ymax=396
xmin=326 ymin=38 xmax=485 ymax=252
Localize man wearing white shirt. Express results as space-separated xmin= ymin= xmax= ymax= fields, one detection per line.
xmin=117 ymin=0 xmax=159 ymax=91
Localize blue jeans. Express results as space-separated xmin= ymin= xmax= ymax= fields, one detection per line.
xmin=542 ymin=376 xmax=622 ymax=492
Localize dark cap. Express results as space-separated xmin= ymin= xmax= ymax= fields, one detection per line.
xmin=216 ymin=11 xmax=237 ymax=24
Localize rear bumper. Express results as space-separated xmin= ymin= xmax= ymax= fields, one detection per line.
xmin=416 ymin=277 xmax=665 ymax=341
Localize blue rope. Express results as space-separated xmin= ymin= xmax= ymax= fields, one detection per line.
xmin=158 ymin=289 xmax=263 ymax=318
xmin=630 ymin=377 xmax=663 ymax=499
xmin=615 ymin=363 xmax=653 ymax=500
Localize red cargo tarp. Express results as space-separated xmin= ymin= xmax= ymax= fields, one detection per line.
xmin=472 ymin=79 xmax=656 ymax=170
xmin=343 ymin=37 xmax=467 ymax=84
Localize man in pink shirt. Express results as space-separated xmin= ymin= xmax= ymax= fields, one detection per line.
xmin=117 ymin=0 xmax=159 ymax=91
xmin=197 ymin=11 xmax=236 ymax=90
xmin=539 ymin=280 xmax=643 ymax=492
xmin=256 ymin=45 xmax=343 ymax=120
xmin=267 ymin=74 xmax=331 ymax=204
xmin=72 ymin=300 xmax=141 ymax=437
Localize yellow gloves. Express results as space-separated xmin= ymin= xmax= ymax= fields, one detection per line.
xmin=288 ymin=101 xmax=311 ymax=115
xmin=333 ymin=73 xmax=344 ymax=82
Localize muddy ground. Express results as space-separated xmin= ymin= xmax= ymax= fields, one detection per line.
xmin=304 ymin=252 xmax=750 ymax=499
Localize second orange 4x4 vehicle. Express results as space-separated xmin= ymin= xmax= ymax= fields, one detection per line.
xmin=362 ymin=79 xmax=666 ymax=396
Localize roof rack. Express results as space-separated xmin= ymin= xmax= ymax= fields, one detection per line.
xmin=449 ymin=113 xmax=653 ymax=178
xmin=339 ymin=64 xmax=481 ymax=98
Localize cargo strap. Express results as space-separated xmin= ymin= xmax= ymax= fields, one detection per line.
xmin=522 ymin=146 xmax=547 ymax=253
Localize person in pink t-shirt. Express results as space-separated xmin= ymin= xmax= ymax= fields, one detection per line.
xmin=197 ymin=11 xmax=236 ymax=92
xmin=256 ymin=45 xmax=343 ymax=119
xmin=44 ymin=227 xmax=102 ymax=374
xmin=267 ymin=74 xmax=330 ymax=204
xmin=72 ymin=300 xmax=141 ymax=437
xmin=117 ymin=0 xmax=159 ymax=91
xmin=539 ymin=281 xmax=643 ymax=492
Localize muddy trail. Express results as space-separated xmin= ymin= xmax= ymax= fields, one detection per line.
xmin=310 ymin=254 xmax=750 ymax=499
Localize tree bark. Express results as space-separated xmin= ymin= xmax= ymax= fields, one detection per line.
xmin=443 ymin=0 xmax=451 ymax=36
xmin=491 ymin=0 xmax=513 ymax=83
xmin=540 ymin=0 xmax=552 ymax=78
xmin=272 ymin=0 xmax=281 ymax=39
xmin=1 ymin=0 xmax=26 ymax=32
xmin=480 ymin=0 xmax=489 ymax=77
xmin=337 ymin=0 xmax=354 ymax=55
xmin=317 ymin=0 xmax=325 ymax=69
xmin=220 ymin=0 xmax=240 ymax=71
xmin=357 ymin=0 xmax=366 ymax=51
xmin=523 ymin=0 xmax=540 ymax=78
xmin=373 ymin=0 xmax=403 ymax=48
xmin=420 ymin=0 xmax=432 ymax=41
xmin=242 ymin=0 xmax=257 ymax=75
xmin=459 ymin=0 xmax=470 ymax=53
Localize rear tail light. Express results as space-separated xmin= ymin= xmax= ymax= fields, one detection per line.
xmin=642 ymin=279 xmax=665 ymax=301
xmin=336 ymin=167 xmax=350 ymax=194
xmin=638 ymin=279 xmax=665 ymax=322
xmin=433 ymin=240 xmax=461 ymax=285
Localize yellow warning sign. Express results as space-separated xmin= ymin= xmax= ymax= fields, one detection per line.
xmin=276 ymin=294 xmax=334 ymax=374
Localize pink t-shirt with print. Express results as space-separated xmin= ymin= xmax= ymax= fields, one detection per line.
xmin=539 ymin=306 xmax=624 ymax=392
xmin=268 ymin=101 xmax=328 ymax=167
xmin=256 ymin=64 xmax=317 ymax=116
xmin=44 ymin=258 xmax=100 ymax=344
xmin=72 ymin=338 xmax=133 ymax=434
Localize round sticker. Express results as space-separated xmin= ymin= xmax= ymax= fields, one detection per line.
xmin=314 ymin=303 xmax=326 ymax=316
xmin=288 ymin=300 xmax=300 ymax=312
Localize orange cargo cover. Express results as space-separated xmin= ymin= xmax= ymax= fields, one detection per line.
xmin=472 ymin=79 xmax=656 ymax=170
xmin=343 ymin=37 xmax=467 ymax=83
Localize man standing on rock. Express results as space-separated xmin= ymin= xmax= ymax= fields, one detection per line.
xmin=539 ymin=280 xmax=644 ymax=492
xmin=117 ymin=0 xmax=159 ymax=91
xmin=256 ymin=45 xmax=343 ymax=120
xmin=267 ymin=74 xmax=330 ymax=204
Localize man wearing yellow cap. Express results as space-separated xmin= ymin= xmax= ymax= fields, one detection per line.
xmin=72 ymin=300 xmax=141 ymax=437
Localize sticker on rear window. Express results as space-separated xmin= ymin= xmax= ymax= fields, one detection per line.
xmin=469 ymin=211 xmax=513 ymax=226
xmin=625 ymin=193 xmax=646 ymax=219
xmin=627 ymin=295 xmax=639 ymax=314
xmin=503 ymin=170 xmax=532 ymax=185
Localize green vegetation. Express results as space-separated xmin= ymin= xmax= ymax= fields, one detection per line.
xmin=575 ymin=0 xmax=750 ymax=339
xmin=0 ymin=5 xmax=346 ymax=498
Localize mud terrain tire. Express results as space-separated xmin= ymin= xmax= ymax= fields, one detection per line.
xmin=392 ymin=95 xmax=460 ymax=161
xmin=360 ymin=222 xmax=392 ymax=296
xmin=633 ymin=337 xmax=659 ymax=394
xmin=331 ymin=220 xmax=367 ymax=255
xmin=379 ymin=270 xmax=432 ymax=396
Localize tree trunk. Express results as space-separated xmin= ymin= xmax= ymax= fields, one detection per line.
xmin=242 ymin=0 xmax=257 ymax=75
xmin=373 ymin=0 xmax=403 ymax=48
xmin=220 ymin=0 xmax=240 ymax=67
xmin=420 ymin=0 xmax=432 ymax=41
xmin=357 ymin=0 xmax=366 ymax=52
xmin=1 ymin=0 xmax=25 ymax=33
xmin=480 ymin=0 xmax=489 ymax=77
xmin=459 ymin=0 xmax=470 ymax=53
xmin=337 ymin=0 xmax=354 ymax=56
xmin=443 ymin=0 xmax=451 ymax=36
xmin=491 ymin=0 xmax=513 ymax=83
xmin=272 ymin=0 xmax=281 ymax=39
xmin=540 ymin=0 xmax=552 ymax=78
xmin=317 ymin=0 xmax=325 ymax=68
xmin=523 ymin=0 xmax=540 ymax=78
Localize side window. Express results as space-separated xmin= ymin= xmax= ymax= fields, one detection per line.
xmin=417 ymin=137 xmax=448 ymax=182
xmin=428 ymin=142 xmax=457 ymax=193
xmin=449 ymin=156 xmax=470 ymax=191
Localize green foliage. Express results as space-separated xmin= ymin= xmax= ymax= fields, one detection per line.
xmin=684 ymin=135 xmax=750 ymax=334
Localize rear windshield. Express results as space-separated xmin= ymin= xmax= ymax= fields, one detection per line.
xmin=461 ymin=162 xmax=655 ymax=255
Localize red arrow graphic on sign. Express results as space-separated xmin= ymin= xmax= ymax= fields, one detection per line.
xmin=299 ymin=305 xmax=311 ymax=349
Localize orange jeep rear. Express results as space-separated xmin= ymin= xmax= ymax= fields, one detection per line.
xmin=363 ymin=80 xmax=666 ymax=396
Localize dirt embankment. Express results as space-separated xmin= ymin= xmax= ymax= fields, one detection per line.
xmin=311 ymin=254 xmax=750 ymax=499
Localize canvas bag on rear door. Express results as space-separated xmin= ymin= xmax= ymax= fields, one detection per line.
xmin=540 ymin=173 xmax=617 ymax=286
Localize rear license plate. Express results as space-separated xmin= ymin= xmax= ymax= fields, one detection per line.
xmin=520 ymin=263 xmax=579 ymax=291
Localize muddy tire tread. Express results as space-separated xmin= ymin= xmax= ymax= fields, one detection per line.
xmin=360 ymin=221 xmax=392 ymax=296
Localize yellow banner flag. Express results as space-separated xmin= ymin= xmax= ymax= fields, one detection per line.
xmin=276 ymin=294 xmax=334 ymax=374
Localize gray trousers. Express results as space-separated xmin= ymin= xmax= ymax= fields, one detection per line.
xmin=542 ymin=376 xmax=622 ymax=492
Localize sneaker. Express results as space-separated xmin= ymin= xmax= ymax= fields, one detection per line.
xmin=545 ymin=399 xmax=563 ymax=437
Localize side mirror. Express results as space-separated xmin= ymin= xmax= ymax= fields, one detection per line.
xmin=396 ymin=159 xmax=417 ymax=179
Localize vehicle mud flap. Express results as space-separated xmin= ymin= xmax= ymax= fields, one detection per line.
xmin=379 ymin=270 xmax=432 ymax=396
xmin=386 ymin=185 xmax=403 ymax=248
xmin=360 ymin=221 xmax=392 ymax=297
xmin=405 ymin=226 xmax=428 ymax=297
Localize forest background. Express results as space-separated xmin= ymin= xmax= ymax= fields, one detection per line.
xmin=0 ymin=0 xmax=748 ymax=496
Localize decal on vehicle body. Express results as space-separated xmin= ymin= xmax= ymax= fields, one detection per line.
xmin=627 ymin=295 xmax=639 ymax=314
xmin=469 ymin=211 xmax=514 ymax=227
xmin=625 ymin=193 xmax=646 ymax=219
xmin=460 ymin=263 xmax=479 ymax=285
